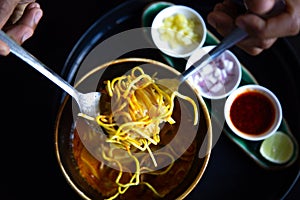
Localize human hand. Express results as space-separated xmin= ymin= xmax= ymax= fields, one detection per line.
xmin=0 ymin=0 xmax=43 ymax=56
xmin=207 ymin=0 xmax=300 ymax=55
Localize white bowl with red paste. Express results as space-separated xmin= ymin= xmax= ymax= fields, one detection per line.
xmin=186 ymin=45 xmax=242 ymax=99
xmin=224 ymin=84 xmax=282 ymax=141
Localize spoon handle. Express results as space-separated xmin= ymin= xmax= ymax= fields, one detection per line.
xmin=180 ymin=0 xmax=286 ymax=83
xmin=0 ymin=30 xmax=79 ymax=102
xmin=180 ymin=27 xmax=247 ymax=82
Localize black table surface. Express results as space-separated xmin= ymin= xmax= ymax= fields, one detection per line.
xmin=1 ymin=0 xmax=300 ymax=199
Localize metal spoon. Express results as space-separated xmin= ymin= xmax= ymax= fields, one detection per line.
xmin=0 ymin=30 xmax=100 ymax=120
xmin=156 ymin=27 xmax=247 ymax=92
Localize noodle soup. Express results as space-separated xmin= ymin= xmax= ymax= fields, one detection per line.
xmin=55 ymin=58 xmax=212 ymax=200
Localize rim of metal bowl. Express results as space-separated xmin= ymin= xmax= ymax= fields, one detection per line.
xmin=54 ymin=57 xmax=213 ymax=200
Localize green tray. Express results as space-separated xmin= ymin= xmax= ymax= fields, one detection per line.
xmin=141 ymin=2 xmax=299 ymax=170
xmin=164 ymin=30 xmax=299 ymax=170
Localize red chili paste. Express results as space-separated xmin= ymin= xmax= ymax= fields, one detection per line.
xmin=230 ymin=91 xmax=276 ymax=135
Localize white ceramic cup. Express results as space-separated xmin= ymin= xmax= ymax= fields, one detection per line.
xmin=224 ymin=84 xmax=282 ymax=141
xmin=151 ymin=5 xmax=207 ymax=58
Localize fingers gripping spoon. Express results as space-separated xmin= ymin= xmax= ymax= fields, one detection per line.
xmin=156 ymin=0 xmax=286 ymax=93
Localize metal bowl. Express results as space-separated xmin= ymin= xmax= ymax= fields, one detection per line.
xmin=54 ymin=58 xmax=212 ymax=200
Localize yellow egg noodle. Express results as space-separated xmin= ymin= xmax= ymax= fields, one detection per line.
xmin=78 ymin=66 xmax=198 ymax=199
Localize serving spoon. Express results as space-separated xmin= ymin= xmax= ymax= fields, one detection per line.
xmin=156 ymin=27 xmax=247 ymax=93
xmin=0 ymin=30 xmax=101 ymax=121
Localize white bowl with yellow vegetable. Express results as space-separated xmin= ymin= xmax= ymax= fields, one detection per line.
xmin=151 ymin=5 xmax=207 ymax=58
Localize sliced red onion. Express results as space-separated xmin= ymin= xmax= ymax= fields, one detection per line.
xmin=191 ymin=52 xmax=238 ymax=95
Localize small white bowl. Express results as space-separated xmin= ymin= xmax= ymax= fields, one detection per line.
xmin=224 ymin=84 xmax=282 ymax=141
xmin=186 ymin=45 xmax=242 ymax=99
xmin=151 ymin=5 xmax=207 ymax=58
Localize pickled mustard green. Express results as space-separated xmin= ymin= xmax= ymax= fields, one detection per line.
xmin=159 ymin=13 xmax=201 ymax=48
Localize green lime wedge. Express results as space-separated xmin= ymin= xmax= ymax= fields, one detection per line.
xmin=259 ymin=131 xmax=294 ymax=164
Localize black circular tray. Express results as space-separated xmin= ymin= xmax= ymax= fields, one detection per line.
xmin=59 ymin=0 xmax=300 ymax=199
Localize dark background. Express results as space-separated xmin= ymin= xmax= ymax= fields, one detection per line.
xmin=1 ymin=0 xmax=299 ymax=199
